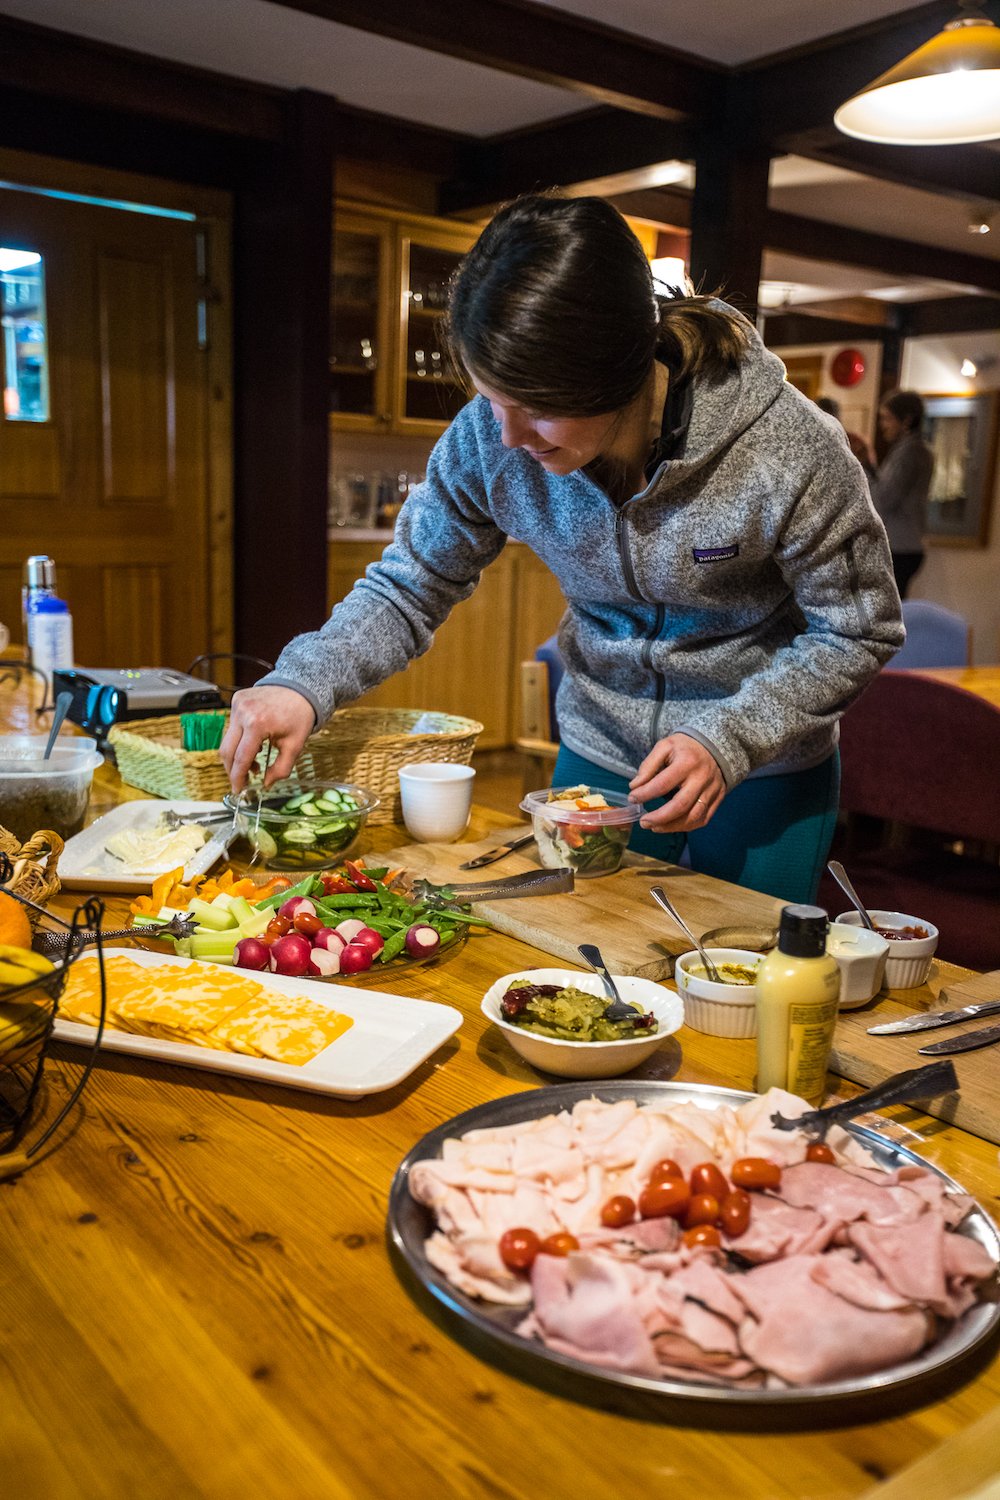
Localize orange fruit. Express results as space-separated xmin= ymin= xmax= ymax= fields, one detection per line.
xmin=0 ymin=893 xmax=33 ymax=951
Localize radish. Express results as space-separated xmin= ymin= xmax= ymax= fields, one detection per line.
xmin=405 ymin=924 xmax=440 ymax=959
xmin=350 ymin=926 xmax=385 ymax=958
xmin=339 ymin=942 xmax=373 ymax=974
xmin=335 ymin=918 xmax=367 ymax=943
xmin=312 ymin=926 xmax=345 ymax=954
xmin=278 ymin=896 xmax=316 ymax=922
xmin=269 ymin=933 xmax=313 ymax=976
xmin=233 ymin=937 xmax=270 ymax=971
xmin=308 ymin=947 xmax=341 ymax=977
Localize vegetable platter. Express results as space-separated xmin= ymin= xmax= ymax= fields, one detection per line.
xmin=129 ymin=859 xmax=488 ymax=980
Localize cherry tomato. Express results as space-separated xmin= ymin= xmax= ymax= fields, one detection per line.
xmin=806 ymin=1141 xmax=836 ymax=1164
xmin=344 ymin=860 xmax=377 ymax=893
xmin=600 ymin=1195 xmax=636 ymax=1229
xmin=638 ymin=1178 xmax=690 ymax=1220
xmin=498 ymin=1227 xmax=540 ymax=1272
xmin=265 ymin=915 xmax=292 ymax=941
xmin=647 ymin=1158 xmax=684 ymax=1183
xmin=689 ymin=1162 xmax=729 ymax=1201
xmin=293 ymin=911 xmax=324 ymax=936
xmin=684 ymin=1193 xmax=721 ymax=1229
xmin=730 ymin=1157 xmax=782 ymax=1191
xmin=719 ymin=1189 xmax=752 ymax=1239
xmin=539 ymin=1232 xmax=580 ymax=1257
xmin=683 ymin=1224 xmax=722 ymax=1250
xmin=320 ymin=874 xmax=354 ymax=895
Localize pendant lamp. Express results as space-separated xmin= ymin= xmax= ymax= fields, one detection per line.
xmin=834 ymin=2 xmax=1000 ymax=145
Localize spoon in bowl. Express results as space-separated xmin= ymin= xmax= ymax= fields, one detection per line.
xmin=577 ymin=943 xmax=641 ymax=1023
xmin=826 ymin=860 xmax=876 ymax=931
xmin=43 ymin=691 xmax=73 ymax=759
xmin=649 ymin=885 xmax=723 ymax=983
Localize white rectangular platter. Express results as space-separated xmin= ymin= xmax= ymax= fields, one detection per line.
xmin=53 ymin=949 xmax=463 ymax=1098
xmin=59 ymin=800 xmax=235 ymax=892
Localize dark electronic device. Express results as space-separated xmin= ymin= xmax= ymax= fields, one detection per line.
xmin=53 ymin=667 xmax=224 ymax=739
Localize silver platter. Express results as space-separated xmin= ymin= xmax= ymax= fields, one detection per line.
xmin=387 ymin=1080 xmax=1000 ymax=1407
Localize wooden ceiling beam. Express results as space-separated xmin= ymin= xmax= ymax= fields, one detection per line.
xmin=767 ymin=210 xmax=1000 ymax=296
xmin=264 ymin=0 xmax=718 ymax=120
xmin=899 ymin=296 xmax=1000 ymax=338
xmin=776 ymin=130 xmax=1000 ymax=209
xmin=440 ymin=110 xmax=694 ymax=214
xmin=762 ymin=311 xmax=898 ymax=346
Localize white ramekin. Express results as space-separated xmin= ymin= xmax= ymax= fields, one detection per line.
xmin=673 ymin=948 xmax=762 ymax=1038
xmin=826 ymin=922 xmax=890 ymax=1009
xmin=835 ymin=910 xmax=938 ymax=990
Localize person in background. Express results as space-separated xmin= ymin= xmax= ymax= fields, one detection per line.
xmin=220 ymin=194 xmax=903 ymax=904
xmin=814 ymin=395 xmax=874 ymax=473
xmin=868 ymin=389 xmax=934 ymax=599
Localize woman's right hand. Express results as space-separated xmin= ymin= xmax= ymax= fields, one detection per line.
xmin=219 ymin=686 xmax=317 ymax=791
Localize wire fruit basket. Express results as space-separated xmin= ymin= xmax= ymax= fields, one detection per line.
xmin=0 ymin=853 xmax=107 ymax=1176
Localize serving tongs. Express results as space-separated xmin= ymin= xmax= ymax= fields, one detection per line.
xmin=769 ymin=1060 xmax=959 ymax=1140
xmin=410 ymin=865 xmax=574 ymax=910
xmin=35 ymin=910 xmax=199 ymax=961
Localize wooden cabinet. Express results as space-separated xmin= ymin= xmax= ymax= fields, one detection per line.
xmin=327 ymin=541 xmax=566 ymax=748
xmin=330 ymin=203 xmax=478 ymax=438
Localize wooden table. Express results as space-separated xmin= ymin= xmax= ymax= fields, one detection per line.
xmin=902 ymin=664 xmax=1000 ymax=711
xmin=3 ymin=684 xmax=999 ymax=1500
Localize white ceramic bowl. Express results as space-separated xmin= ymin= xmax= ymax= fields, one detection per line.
xmin=481 ymin=968 xmax=683 ymax=1078
xmin=826 ymin=922 xmax=890 ymax=1009
xmin=836 ymin=910 xmax=938 ymax=990
xmin=673 ymin=948 xmax=762 ymax=1038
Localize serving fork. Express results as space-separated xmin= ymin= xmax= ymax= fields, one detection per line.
xmin=35 ymin=911 xmax=199 ymax=960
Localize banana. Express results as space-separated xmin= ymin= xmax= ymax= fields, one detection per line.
xmin=0 ymin=959 xmax=49 ymax=988
xmin=0 ymin=944 xmax=55 ymax=977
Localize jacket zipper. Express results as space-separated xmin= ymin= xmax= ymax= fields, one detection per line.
xmin=615 ymin=502 xmax=667 ymax=737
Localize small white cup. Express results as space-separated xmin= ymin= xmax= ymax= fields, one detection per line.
xmin=398 ymin=761 xmax=475 ymax=842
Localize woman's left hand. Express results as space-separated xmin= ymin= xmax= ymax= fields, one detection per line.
xmin=628 ymin=734 xmax=726 ymax=833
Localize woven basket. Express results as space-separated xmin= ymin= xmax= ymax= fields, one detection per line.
xmin=0 ymin=827 xmax=64 ymax=928
xmin=296 ymin=708 xmax=483 ymax=825
xmin=108 ymin=716 xmax=231 ymax=801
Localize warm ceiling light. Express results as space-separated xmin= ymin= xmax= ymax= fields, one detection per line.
xmin=961 ymin=358 xmax=978 ymax=376
xmin=650 ymin=256 xmax=688 ymax=290
xmin=0 ymin=248 xmax=42 ymax=272
xmin=834 ymin=3 xmax=1000 ymax=146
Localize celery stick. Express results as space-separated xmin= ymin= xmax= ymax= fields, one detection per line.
xmin=188 ymin=897 xmax=237 ymax=931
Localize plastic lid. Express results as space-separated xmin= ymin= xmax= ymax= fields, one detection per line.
xmin=776 ymin=904 xmax=829 ymax=959
xmin=31 ymin=595 xmax=69 ymax=613
xmin=519 ymin=786 xmax=644 ymax=825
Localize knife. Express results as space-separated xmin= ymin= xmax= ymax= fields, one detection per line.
xmin=459 ymin=832 xmax=535 ymax=870
xmin=919 ymin=1022 xmax=1000 ymax=1056
xmin=868 ymin=998 xmax=1000 ymax=1035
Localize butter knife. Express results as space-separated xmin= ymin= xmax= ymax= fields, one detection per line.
xmin=459 ymin=832 xmax=535 ymax=870
xmin=919 ymin=1022 xmax=1000 ymax=1056
xmin=868 ymin=998 xmax=1000 ymax=1035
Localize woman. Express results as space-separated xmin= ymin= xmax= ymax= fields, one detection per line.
xmin=221 ymin=195 xmax=903 ymax=903
xmin=869 ymin=389 xmax=934 ymax=599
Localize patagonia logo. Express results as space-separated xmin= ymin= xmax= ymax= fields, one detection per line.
xmin=692 ymin=544 xmax=739 ymax=563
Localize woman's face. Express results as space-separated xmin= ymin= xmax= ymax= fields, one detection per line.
xmin=472 ymin=377 xmax=623 ymax=475
xmin=878 ymin=406 xmax=905 ymax=445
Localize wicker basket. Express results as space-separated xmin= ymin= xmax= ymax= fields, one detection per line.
xmin=0 ymin=827 xmax=64 ymax=928
xmin=296 ymin=708 xmax=483 ymax=825
xmin=108 ymin=716 xmax=231 ymax=801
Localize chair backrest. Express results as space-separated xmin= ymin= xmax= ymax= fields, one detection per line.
xmin=839 ymin=671 xmax=1000 ymax=844
xmin=534 ymin=634 xmax=565 ymax=741
xmin=891 ymin=601 xmax=971 ymax=670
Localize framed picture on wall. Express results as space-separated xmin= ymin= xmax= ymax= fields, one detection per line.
xmin=923 ymin=392 xmax=999 ymax=547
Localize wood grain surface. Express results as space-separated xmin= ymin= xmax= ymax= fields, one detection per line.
xmin=2 ymin=683 xmax=1000 ymax=1500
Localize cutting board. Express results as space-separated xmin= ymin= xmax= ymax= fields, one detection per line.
xmin=382 ymin=827 xmax=784 ymax=979
xmin=830 ymin=970 xmax=1000 ymax=1145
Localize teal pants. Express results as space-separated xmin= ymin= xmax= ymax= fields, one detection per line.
xmin=552 ymin=745 xmax=840 ymax=905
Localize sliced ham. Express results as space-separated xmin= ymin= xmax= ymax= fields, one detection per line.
xmin=523 ymin=1252 xmax=661 ymax=1376
xmin=810 ymin=1248 xmax=916 ymax=1311
xmin=849 ymin=1215 xmax=948 ymax=1311
xmin=775 ymin=1161 xmax=927 ymax=1227
xmin=732 ymin=1256 xmax=932 ymax=1385
xmin=425 ymin=1231 xmax=532 ymax=1306
xmin=726 ymin=1193 xmax=838 ymax=1263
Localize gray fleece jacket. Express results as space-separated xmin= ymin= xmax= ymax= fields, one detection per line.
xmin=262 ymin=322 xmax=903 ymax=790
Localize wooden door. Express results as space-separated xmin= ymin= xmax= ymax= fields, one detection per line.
xmin=0 ymin=182 xmax=223 ymax=671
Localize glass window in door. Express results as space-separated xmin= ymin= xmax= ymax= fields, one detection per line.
xmin=330 ymin=230 xmax=382 ymax=418
xmin=403 ymin=242 xmax=470 ymax=424
xmin=1 ymin=247 xmax=49 ymax=421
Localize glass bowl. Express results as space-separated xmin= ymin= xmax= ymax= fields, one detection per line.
xmin=223 ymin=779 xmax=378 ymax=870
xmin=519 ymin=786 xmax=642 ymax=878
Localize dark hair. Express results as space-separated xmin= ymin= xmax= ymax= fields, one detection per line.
xmin=446 ymin=194 xmax=749 ymax=417
xmin=815 ymin=395 xmax=841 ymax=419
xmin=881 ymin=389 xmax=925 ymax=432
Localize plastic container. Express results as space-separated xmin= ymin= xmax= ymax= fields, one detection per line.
xmin=756 ymin=905 xmax=841 ymax=1105
xmin=480 ymin=967 xmax=684 ymax=1078
xmin=835 ymin=910 xmax=938 ymax=990
xmin=223 ymin=779 xmax=378 ymax=870
xmin=26 ymin=594 xmax=74 ymax=688
xmin=0 ymin=734 xmax=102 ymax=843
xmin=519 ymin=786 xmax=642 ymax=877
xmin=826 ymin=922 xmax=890 ymax=1008
xmin=673 ymin=948 xmax=762 ymax=1037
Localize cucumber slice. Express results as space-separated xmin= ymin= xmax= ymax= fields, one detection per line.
xmin=281 ymin=825 xmax=318 ymax=845
xmin=299 ymin=803 xmax=323 ymax=817
xmin=313 ymin=818 xmax=347 ymax=835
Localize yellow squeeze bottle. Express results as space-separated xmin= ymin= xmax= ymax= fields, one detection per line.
xmin=755 ymin=904 xmax=841 ymax=1106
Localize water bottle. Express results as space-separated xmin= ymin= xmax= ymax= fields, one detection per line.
xmin=26 ymin=594 xmax=74 ymax=693
xmin=22 ymin=554 xmax=56 ymax=656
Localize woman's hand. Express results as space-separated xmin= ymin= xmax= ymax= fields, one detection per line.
xmin=628 ymin=734 xmax=726 ymax=833
xmin=219 ymin=686 xmax=317 ymax=792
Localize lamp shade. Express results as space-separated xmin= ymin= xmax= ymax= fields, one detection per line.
xmin=834 ymin=16 xmax=1000 ymax=145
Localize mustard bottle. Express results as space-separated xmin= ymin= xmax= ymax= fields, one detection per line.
xmin=755 ymin=905 xmax=840 ymax=1106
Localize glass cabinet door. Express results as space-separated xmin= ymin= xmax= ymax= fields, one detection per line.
xmin=330 ymin=220 xmax=391 ymax=427
xmin=398 ymin=235 xmax=472 ymax=429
